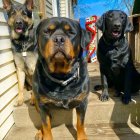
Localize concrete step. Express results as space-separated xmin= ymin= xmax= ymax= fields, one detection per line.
xmin=4 ymin=123 xmax=140 ymax=140
xmin=5 ymin=63 xmax=140 ymax=140
xmin=13 ymin=63 xmax=140 ymax=128
xmin=13 ymin=91 xmax=140 ymax=128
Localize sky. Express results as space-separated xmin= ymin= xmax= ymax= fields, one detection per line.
xmin=74 ymin=0 xmax=132 ymax=19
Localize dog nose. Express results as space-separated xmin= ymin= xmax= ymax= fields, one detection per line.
xmin=15 ymin=19 xmax=23 ymax=25
xmin=114 ymin=23 xmax=121 ymax=28
xmin=53 ymin=36 xmax=65 ymax=45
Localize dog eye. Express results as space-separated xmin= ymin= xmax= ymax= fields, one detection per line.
xmin=121 ymin=16 xmax=124 ymax=19
xmin=22 ymin=11 xmax=27 ymax=16
xmin=10 ymin=10 xmax=16 ymax=15
xmin=44 ymin=30 xmax=49 ymax=35
xmin=108 ymin=13 xmax=113 ymax=18
xmin=66 ymin=30 xmax=74 ymax=35
xmin=44 ymin=29 xmax=53 ymax=35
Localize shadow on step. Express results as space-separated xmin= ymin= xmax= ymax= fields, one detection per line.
xmin=90 ymin=75 xmax=140 ymax=139
xmin=25 ymin=101 xmax=77 ymax=139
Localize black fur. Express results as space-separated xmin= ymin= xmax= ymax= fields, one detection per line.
xmin=33 ymin=17 xmax=91 ymax=139
xmin=95 ymin=10 xmax=140 ymax=104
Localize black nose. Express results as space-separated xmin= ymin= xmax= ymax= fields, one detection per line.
xmin=15 ymin=19 xmax=23 ymax=25
xmin=53 ymin=36 xmax=65 ymax=45
xmin=114 ymin=22 xmax=121 ymax=28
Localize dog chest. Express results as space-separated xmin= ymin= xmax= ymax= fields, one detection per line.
xmin=98 ymin=37 xmax=130 ymax=70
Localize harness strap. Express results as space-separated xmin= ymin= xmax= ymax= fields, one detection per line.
xmin=40 ymin=59 xmax=80 ymax=86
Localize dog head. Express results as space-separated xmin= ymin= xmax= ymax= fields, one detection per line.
xmin=96 ymin=10 xmax=133 ymax=39
xmin=3 ymin=0 xmax=34 ymax=39
xmin=36 ymin=17 xmax=91 ymax=74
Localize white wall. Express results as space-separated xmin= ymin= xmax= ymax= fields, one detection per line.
xmin=0 ymin=1 xmax=19 ymax=139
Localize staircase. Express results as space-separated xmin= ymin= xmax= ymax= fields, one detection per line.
xmin=4 ymin=63 xmax=140 ymax=140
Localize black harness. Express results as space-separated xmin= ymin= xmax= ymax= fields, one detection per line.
xmin=12 ymin=29 xmax=36 ymax=56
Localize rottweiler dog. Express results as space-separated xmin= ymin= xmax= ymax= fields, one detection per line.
xmin=95 ymin=10 xmax=140 ymax=104
xmin=3 ymin=0 xmax=37 ymax=106
xmin=33 ymin=17 xmax=91 ymax=140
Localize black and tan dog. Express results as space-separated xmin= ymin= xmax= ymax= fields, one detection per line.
xmin=95 ymin=10 xmax=140 ymax=104
xmin=33 ymin=17 xmax=91 ymax=140
xmin=3 ymin=0 xmax=37 ymax=106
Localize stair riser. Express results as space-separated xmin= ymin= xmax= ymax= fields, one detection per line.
xmin=14 ymin=102 xmax=140 ymax=127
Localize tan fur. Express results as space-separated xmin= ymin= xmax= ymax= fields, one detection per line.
xmin=3 ymin=0 xmax=35 ymax=106
xmin=41 ymin=37 xmax=76 ymax=74
xmin=7 ymin=11 xmax=33 ymax=39
xmin=76 ymin=111 xmax=88 ymax=140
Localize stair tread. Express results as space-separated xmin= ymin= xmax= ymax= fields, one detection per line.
xmin=4 ymin=123 xmax=140 ymax=140
xmin=7 ymin=63 xmax=140 ymax=140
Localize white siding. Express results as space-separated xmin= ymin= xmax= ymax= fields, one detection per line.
xmin=0 ymin=1 xmax=18 ymax=140
xmin=60 ymin=0 xmax=66 ymax=17
xmin=45 ymin=0 xmax=53 ymax=18
xmin=55 ymin=0 xmax=74 ymax=18
xmin=52 ymin=0 xmax=58 ymax=16
xmin=45 ymin=0 xmax=74 ymax=18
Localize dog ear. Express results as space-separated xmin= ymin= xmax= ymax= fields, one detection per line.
xmin=25 ymin=0 xmax=34 ymax=11
xmin=96 ymin=13 xmax=105 ymax=32
xmin=124 ymin=17 xmax=133 ymax=33
xmin=81 ymin=29 xmax=92 ymax=49
xmin=2 ymin=0 xmax=12 ymax=11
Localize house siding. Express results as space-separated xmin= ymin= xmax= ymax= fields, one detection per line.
xmin=0 ymin=0 xmax=20 ymax=139
xmin=59 ymin=0 xmax=66 ymax=17
xmin=45 ymin=0 xmax=53 ymax=17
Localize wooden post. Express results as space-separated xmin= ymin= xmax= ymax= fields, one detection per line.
xmin=138 ymin=16 xmax=140 ymax=63
xmin=39 ymin=0 xmax=46 ymax=19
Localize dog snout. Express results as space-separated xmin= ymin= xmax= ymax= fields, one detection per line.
xmin=53 ymin=35 xmax=66 ymax=46
xmin=15 ymin=19 xmax=23 ymax=26
xmin=113 ymin=22 xmax=121 ymax=29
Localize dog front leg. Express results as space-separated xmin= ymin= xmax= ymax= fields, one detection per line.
xmin=15 ymin=69 xmax=25 ymax=106
xmin=100 ymin=73 xmax=109 ymax=101
xmin=76 ymin=100 xmax=88 ymax=140
xmin=122 ymin=64 xmax=132 ymax=104
xmin=35 ymin=106 xmax=53 ymax=140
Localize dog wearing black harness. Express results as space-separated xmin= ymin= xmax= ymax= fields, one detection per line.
xmin=33 ymin=17 xmax=91 ymax=140
xmin=3 ymin=0 xmax=37 ymax=106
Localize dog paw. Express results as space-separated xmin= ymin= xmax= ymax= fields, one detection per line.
xmin=35 ymin=130 xmax=43 ymax=140
xmin=14 ymin=98 xmax=24 ymax=107
xmin=77 ymin=132 xmax=88 ymax=140
xmin=30 ymin=98 xmax=35 ymax=105
xmin=77 ymin=138 xmax=88 ymax=140
xmin=77 ymin=136 xmax=88 ymax=140
xmin=35 ymin=130 xmax=53 ymax=140
xmin=122 ymin=95 xmax=131 ymax=104
xmin=100 ymin=93 xmax=109 ymax=101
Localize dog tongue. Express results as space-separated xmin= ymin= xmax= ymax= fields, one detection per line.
xmin=16 ymin=29 xmax=23 ymax=33
xmin=112 ymin=32 xmax=119 ymax=36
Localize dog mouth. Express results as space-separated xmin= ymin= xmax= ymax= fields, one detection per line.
xmin=112 ymin=30 xmax=121 ymax=38
xmin=52 ymin=50 xmax=72 ymax=61
xmin=15 ymin=27 xmax=24 ymax=33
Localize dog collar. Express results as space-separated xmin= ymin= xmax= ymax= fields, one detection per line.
xmin=41 ymin=61 xmax=80 ymax=86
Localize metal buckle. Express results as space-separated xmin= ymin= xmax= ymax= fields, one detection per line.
xmin=22 ymin=51 xmax=27 ymax=57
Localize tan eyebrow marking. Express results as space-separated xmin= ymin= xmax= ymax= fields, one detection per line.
xmin=64 ymin=24 xmax=70 ymax=30
xmin=48 ymin=24 xmax=56 ymax=30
